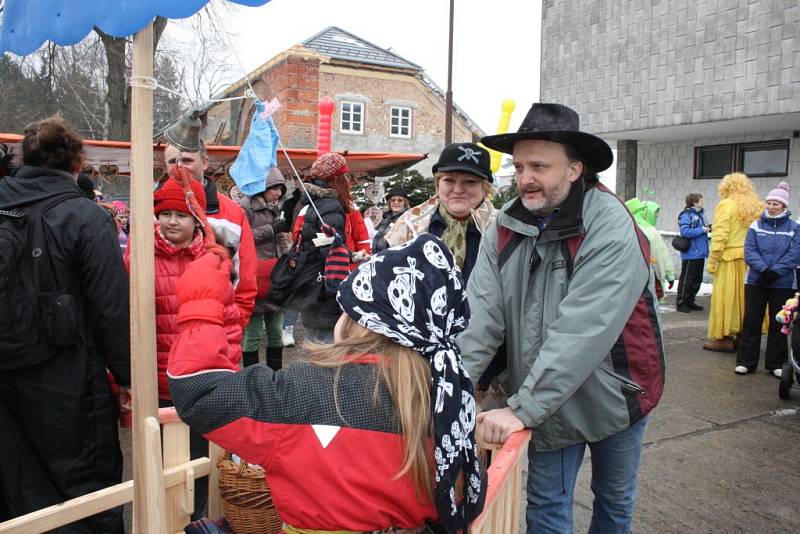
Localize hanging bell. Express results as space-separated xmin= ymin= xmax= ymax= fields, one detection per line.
xmin=164 ymin=110 xmax=203 ymax=153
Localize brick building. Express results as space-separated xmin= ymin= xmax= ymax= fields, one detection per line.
xmin=540 ymin=0 xmax=800 ymax=227
xmin=202 ymin=26 xmax=484 ymax=176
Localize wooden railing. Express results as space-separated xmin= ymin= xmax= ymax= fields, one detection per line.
xmin=0 ymin=413 xmax=531 ymax=534
xmin=0 ymin=408 xmax=220 ymax=534
xmin=471 ymin=429 xmax=532 ymax=534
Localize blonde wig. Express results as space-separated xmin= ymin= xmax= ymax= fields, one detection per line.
xmin=718 ymin=172 xmax=764 ymax=225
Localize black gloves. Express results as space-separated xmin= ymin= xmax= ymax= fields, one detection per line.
xmin=756 ymin=269 xmax=779 ymax=286
xmin=272 ymin=218 xmax=289 ymax=234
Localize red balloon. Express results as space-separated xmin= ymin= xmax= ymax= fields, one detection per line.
xmin=317 ymin=97 xmax=335 ymax=156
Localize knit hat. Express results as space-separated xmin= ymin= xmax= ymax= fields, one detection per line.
xmin=111 ymin=200 xmax=129 ymax=215
xmin=154 ymin=177 xmax=207 ymax=218
xmin=336 ymin=234 xmax=486 ymax=531
xmin=310 ymin=152 xmax=349 ymax=181
xmin=766 ymin=181 xmax=790 ymax=207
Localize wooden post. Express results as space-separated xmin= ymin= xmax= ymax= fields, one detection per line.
xmin=130 ymin=21 xmax=159 ymax=534
xmin=207 ymin=442 xmax=225 ymax=520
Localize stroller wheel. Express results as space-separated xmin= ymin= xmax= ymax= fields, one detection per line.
xmin=779 ymin=363 xmax=793 ymax=400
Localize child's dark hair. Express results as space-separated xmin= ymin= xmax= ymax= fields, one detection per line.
xmin=685 ymin=193 xmax=703 ymax=208
xmin=22 ymin=115 xmax=84 ymax=173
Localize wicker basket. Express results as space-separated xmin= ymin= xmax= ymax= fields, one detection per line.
xmin=217 ymin=453 xmax=283 ymax=534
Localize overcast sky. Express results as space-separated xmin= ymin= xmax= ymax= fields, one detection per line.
xmin=210 ymin=0 xmax=542 ymax=135
xmin=175 ymin=0 xmax=616 ymax=189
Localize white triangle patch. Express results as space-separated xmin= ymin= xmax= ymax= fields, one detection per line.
xmin=311 ymin=424 xmax=341 ymax=448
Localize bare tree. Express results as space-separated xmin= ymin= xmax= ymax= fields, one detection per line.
xmin=94 ymin=16 xmax=168 ymax=140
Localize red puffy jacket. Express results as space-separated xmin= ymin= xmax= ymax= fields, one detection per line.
xmin=125 ymin=226 xmax=243 ymax=399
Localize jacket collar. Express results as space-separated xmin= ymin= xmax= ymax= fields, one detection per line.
xmin=402 ymin=195 xmax=497 ymax=234
xmin=499 ymin=178 xmax=588 ymax=242
xmin=302 ymin=180 xmax=340 ymax=201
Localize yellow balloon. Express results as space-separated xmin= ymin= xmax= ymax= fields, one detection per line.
xmin=489 ymin=99 xmax=516 ymax=173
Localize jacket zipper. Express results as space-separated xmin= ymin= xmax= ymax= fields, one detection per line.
xmin=601 ymin=368 xmax=647 ymax=396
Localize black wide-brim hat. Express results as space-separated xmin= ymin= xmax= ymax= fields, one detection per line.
xmin=481 ymin=103 xmax=613 ymax=173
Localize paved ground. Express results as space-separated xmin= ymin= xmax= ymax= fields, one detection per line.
xmin=121 ymin=293 xmax=800 ymax=533
xmin=569 ymin=294 xmax=800 ymax=533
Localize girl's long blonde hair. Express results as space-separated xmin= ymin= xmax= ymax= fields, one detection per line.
xmin=718 ymin=172 xmax=763 ymax=224
xmin=306 ymin=316 xmax=434 ymax=501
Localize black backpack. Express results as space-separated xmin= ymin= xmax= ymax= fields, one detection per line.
xmin=0 ymin=192 xmax=82 ymax=370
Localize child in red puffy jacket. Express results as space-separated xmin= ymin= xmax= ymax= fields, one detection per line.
xmin=124 ymin=177 xmax=242 ymax=519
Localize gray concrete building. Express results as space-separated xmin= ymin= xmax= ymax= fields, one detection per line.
xmin=540 ymin=0 xmax=800 ymax=228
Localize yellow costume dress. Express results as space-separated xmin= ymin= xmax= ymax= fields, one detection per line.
xmin=707 ymin=198 xmax=755 ymax=339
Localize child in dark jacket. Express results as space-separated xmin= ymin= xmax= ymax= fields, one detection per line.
xmin=167 ymin=234 xmax=486 ymax=533
xmin=736 ymin=182 xmax=800 ymax=376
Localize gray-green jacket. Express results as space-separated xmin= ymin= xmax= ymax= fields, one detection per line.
xmin=458 ymin=179 xmax=665 ymax=451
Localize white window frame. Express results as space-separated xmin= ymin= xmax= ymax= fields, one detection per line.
xmin=389 ymin=106 xmax=412 ymax=138
xmin=339 ymin=101 xmax=364 ymax=134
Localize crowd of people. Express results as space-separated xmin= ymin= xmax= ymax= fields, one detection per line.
xmin=629 ymin=172 xmax=799 ymax=380
xmin=0 ymin=103 xmax=674 ymax=534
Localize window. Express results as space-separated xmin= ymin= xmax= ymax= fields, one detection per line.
xmin=694 ymin=140 xmax=789 ymax=179
xmin=739 ymin=140 xmax=789 ymax=177
xmin=340 ymin=101 xmax=363 ymax=134
xmin=390 ymin=106 xmax=412 ymax=138
xmin=695 ymin=145 xmax=734 ymax=180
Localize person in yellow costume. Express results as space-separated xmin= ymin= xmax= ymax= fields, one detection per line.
xmin=703 ymin=173 xmax=764 ymax=352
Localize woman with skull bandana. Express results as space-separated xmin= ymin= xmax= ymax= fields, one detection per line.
xmin=167 ymin=234 xmax=486 ymax=533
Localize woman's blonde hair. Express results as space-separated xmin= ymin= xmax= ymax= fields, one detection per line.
xmin=434 ymin=171 xmax=496 ymax=200
xmin=718 ymin=172 xmax=763 ymax=224
xmin=305 ymin=316 xmax=434 ymax=500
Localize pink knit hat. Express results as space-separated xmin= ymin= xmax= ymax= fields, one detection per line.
xmin=766 ymin=181 xmax=790 ymax=207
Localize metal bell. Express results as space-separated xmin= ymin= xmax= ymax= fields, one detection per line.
xmin=164 ymin=110 xmax=202 ymax=153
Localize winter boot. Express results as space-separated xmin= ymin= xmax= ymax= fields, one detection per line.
xmin=702 ymin=337 xmax=735 ymax=353
xmin=266 ymin=346 xmax=283 ymax=371
xmin=242 ymin=351 xmax=260 ymax=367
xmin=282 ymin=325 xmax=295 ymax=347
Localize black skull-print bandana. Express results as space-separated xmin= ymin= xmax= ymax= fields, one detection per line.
xmin=337 ymin=233 xmax=486 ymax=532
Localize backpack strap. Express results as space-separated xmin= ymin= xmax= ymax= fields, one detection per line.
xmin=497 ymin=225 xmax=525 ymax=270
xmin=561 ymin=232 xmax=585 ymax=280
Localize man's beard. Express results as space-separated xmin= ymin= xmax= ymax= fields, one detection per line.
xmin=519 ymin=177 xmax=572 ymax=216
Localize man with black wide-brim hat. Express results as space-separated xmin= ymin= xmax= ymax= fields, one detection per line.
xmin=458 ymin=103 xmax=665 ymax=533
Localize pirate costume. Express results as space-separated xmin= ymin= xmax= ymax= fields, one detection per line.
xmin=167 ymin=235 xmax=486 ymax=533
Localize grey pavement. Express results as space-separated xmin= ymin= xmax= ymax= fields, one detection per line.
xmin=121 ymin=293 xmax=800 ymax=533
xmin=567 ymin=294 xmax=800 ymax=534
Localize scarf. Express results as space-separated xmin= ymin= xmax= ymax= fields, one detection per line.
xmin=336 ymin=234 xmax=486 ymax=532
xmin=437 ymin=203 xmax=469 ymax=269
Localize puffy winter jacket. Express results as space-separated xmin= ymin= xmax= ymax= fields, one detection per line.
xmin=290 ymin=180 xmax=347 ymax=329
xmin=458 ymin=180 xmax=665 ymax=452
xmin=239 ymin=188 xmax=290 ymax=314
xmin=125 ymin=226 xmax=243 ymax=399
xmin=744 ymin=210 xmax=800 ymax=289
xmin=203 ymin=179 xmax=257 ymax=327
xmin=678 ymin=207 xmax=709 ymax=260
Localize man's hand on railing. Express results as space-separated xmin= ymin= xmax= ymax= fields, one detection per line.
xmin=477 ymin=407 xmax=525 ymax=445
